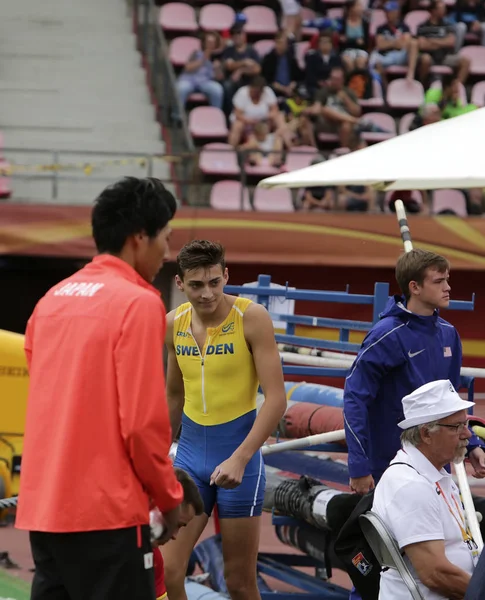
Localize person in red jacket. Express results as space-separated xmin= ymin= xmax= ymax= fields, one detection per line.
xmin=16 ymin=177 xmax=184 ymax=600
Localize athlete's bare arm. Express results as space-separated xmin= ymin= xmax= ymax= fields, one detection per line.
xmin=210 ymin=303 xmax=286 ymax=488
xmin=165 ymin=310 xmax=186 ymax=442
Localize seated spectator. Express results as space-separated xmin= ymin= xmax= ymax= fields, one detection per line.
xmin=239 ymin=121 xmax=284 ymax=167
xmin=388 ymin=190 xmax=429 ymax=214
xmin=262 ymin=31 xmax=303 ymax=100
xmin=301 ymin=157 xmax=336 ymax=211
xmin=175 ymin=32 xmax=224 ymax=116
xmin=337 ymin=0 xmax=371 ymax=72
xmin=222 ymin=24 xmax=261 ymax=116
xmin=450 ymin=0 xmax=485 ymax=49
xmin=337 ymin=134 xmax=376 ymax=212
xmin=373 ymin=379 xmax=478 ymax=599
xmin=304 ymin=32 xmax=343 ymax=99
xmin=417 ymin=0 xmax=470 ymax=85
xmin=278 ymin=0 xmax=303 ymax=39
xmin=284 ymin=85 xmax=317 ymax=146
xmin=370 ymin=1 xmax=418 ymax=83
xmin=228 ymin=76 xmax=290 ymax=147
xmin=466 ymin=188 xmax=485 ymax=215
xmin=425 ymin=73 xmax=477 ymax=119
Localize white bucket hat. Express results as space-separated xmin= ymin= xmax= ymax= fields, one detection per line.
xmin=398 ymin=379 xmax=474 ymax=430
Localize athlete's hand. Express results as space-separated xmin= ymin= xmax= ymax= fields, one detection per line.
xmin=469 ymin=447 xmax=485 ymax=479
xmin=350 ymin=475 xmax=375 ymax=495
xmin=157 ymin=504 xmax=182 ymax=545
xmin=210 ymin=455 xmax=247 ymax=489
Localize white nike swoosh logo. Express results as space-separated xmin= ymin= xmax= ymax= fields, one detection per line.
xmin=408 ymin=349 xmax=426 ymax=358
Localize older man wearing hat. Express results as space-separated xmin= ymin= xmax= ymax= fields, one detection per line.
xmin=373 ymin=379 xmax=479 ymax=600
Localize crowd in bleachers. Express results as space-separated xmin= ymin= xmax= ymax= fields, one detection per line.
xmin=161 ymin=0 xmax=485 ymax=215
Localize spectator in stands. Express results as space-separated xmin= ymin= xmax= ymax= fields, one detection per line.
xmin=466 ymin=188 xmax=485 ymax=215
xmin=261 ymin=31 xmax=303 ymax=100
xmin=450 ymin=0 xmax=485 ymax=49
xmin=336 ymin=134 xmax=376 ymax=212
xmin=175 ymin=32 xmax=224 ymax=117
xmin=337 ymin=0 xmax=371 ymax=72
xmin=222 ymin=24 xmax=261 ymax=116
xmin=278 ymin=0 xmax=303 ymax=39
xmin=304 ymin=32 xmax=342 ymax=99
xmin=239 ymin=121 xmax=284 ymax=167
xmin=370 ymin=1 xmax=419 ymax=84
xmin=228 ymin=76 xmax=290 ymax=147
xmin=409 ymin=102 xmax=442 ymax=130
xmin=301 ymin=157 xmax=336 ymax=211
xmin=284 ymin=84 xmax=317 ymax=146
xmin=425 ymin=73 xmax=477 ymax=119
xmin=308 ymin=66 xmax=362 ymax=148
xmin=417 ymin=0 xmax=470 ymax=85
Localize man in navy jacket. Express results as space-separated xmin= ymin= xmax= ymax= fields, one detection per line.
xmin=344 ymin=249 xmax=485 ymax=495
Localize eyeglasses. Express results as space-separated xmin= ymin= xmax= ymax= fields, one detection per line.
xmin=436 ymin=421 xmax=470 ymax=434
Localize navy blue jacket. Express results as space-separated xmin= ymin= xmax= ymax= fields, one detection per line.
xmin=344 ymin=295 xmax=479 ymax=480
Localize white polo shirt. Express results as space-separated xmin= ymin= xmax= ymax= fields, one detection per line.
xmin=372 ymin=443 xmax=477 ymax=600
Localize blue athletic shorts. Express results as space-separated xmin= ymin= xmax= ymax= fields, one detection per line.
xmin=174 ymin=410 xmax=265 ymax=519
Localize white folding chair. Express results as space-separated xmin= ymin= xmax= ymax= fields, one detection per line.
xmin=359 ymin=511 xmax=425 ymax=600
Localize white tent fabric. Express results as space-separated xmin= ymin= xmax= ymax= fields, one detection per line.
xmin=258 ymin=107 xmax=485 ymax=191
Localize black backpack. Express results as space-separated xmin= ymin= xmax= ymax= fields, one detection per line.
xmin=333 ymin=463 xmax=418 ymax=600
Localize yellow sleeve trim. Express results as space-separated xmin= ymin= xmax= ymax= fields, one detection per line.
xmin=156 ymin=594 xmax=168 ymax=600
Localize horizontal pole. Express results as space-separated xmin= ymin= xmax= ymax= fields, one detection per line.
xmin=262 ymin=430 xmax=346 ymax=455
xmin=276 ymin=334 xmax=360 ymax=354
xmin=224 ymin=285 xmax=376 ymax=305
xmin=270 ymin=312 xmax=373 ymax=331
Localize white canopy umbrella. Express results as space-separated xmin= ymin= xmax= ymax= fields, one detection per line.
xmin=258 ymin=107 xmax=485 ymax=191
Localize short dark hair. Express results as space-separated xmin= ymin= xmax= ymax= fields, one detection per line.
xmin=174 ymin=468 xmax=204 ymax=516
xmin=395 ymin=249 xmax=450 ymax=300
xmin=176 ymin=240 xmax=226 ymax=279
xmin=250 ymin=75 xmax=266 ymax=90
xmin=429 ymin=0 xmax=442 ymax=11
xmin=91 ymin=177 xmax=177 ymax=254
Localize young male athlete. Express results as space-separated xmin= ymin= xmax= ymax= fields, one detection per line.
xmin=344 ymin=248 xmax=485 ymax=495
xmin=162 ymin=240 xmax=287 ymax=600
xmin=153 ymin=468 xmax=205 ymax=600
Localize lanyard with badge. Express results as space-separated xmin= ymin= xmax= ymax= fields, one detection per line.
xmin=435 ymin=482 xmax=480 ymax=566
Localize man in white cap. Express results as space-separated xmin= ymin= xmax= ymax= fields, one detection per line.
xmin=372 ymin=379 xmax=479 ymax=600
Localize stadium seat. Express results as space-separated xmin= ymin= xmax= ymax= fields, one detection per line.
xmin=199 ymin=4 xmax=235 ymax=31
xmin=318 ymin=132 xmax=339 ymax=145
xmin=459 ymin=46 xmax=485 ymax=76
xmin=361 ymin=112 xmax=397 ymax=143
xmin=0 ymin=161 xmax=12 ymax=199
xmin=370 ymin=9 xmax=386 ymax=37
xmin=210 ymin=180 xmax=252 ymax=210
xmin=332 ymin=146 xmax=351 ymax=157
xmin=399 ymin=112 xmax=416 ymax=135
xmin=253 ymin=187 xmax=294 ymax=212
xmin=433 ymin=189 xmax=467 ymax=217
xmin=470 ymin=80 xmax=485 ymax=107
xmin=159 ymin=3 xmax=198 ymax=33
xmin=430 ymin=79 xmax=467 ymax=106
xmin=242 ymin=6 xmax=278 ymax=36
xmin=359 ymin=79 xmax=385 ymax=109
xmin=321 ymin=0 xmax=347 ymax=6
xmin=169 ymin=36 xmax=201 ymax=68
xmin=301 ymin=7 xmax=318 ymax=37
xmin=189 ymin=106 xmax=229 ymax=139
xmin=295 ymin=41 xmax=310 ymax=71
xmin=387 ymin=79 xmax=424 ymax=110
xmin=326 ymin=7 xmax=344 ymax=18
xmin=253 ymin=39 xmax=275 ymax=59
xmin=284 ymin=146 xmax=319 ymax=171
xmin=199 ymin=143 xmax=240 ymax=176
xmin=403 ymin=10 xmax=429 ymax=35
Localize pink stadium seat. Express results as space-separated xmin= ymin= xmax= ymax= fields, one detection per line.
xmin=253 ymin=39 xmax=275 ymax=59
xmin=433 ymin=189 xmax=467 ymax=217
xmin=159 ymin=3 xmax=198 ymax=33
xmin=430 ymin=79 xmax=467 ymax=106
xmin=430 ymin=64 xmax=453 ymax=76
xmin=471 ymin=81 xmax=485 ymax=107
xmin=210 ymin=181 xmax=252 ymax=210
xmin=242 ymin=6 xmax=278 ymax=36
xmin=189 ymin=107 xmax=229 ymax=139
xmin=284 ymin=146 xmax=319 ymax=171
xmin=459 ymin=46 xmax=485 ymax=76
xmin=199 ymin=143 xmax=240 ymax=176
xmin=321 ymin=0 xmax=347 ymax=6
xmin=404 ymin=10 xmax=429 ymax=35
xmin=359 ymin=79 xmax=385 ymax=109
xmin=245 ymin=161 xmax=282 ymax=178
xmin=318 ymin=132 xmax=339 ymax=145
xmin=387 ymin=78 xmax=424 ymax=110
xmin=253 ymin=187 xmax=294 ymax=212
xmin=295 ymin=41 xmax=310 ymax=71
xmin=326 ymin=7 xmax=344 ymax=18
xmin=370 ymin=9 xmax=386 ymax=37
xmin=332 ymin=147 xmax=350 ymax=157
xmin=0 ymin=161 xmax=12 ymax=199
xmin=199 ymin=4 xmax=235 ymax=31
xmin=399 ymin=112 xmax=416 ymax=135
xmin=301 ymin=7 xmax=318 ymax=37
xmin=361 ymin=112 xmax=397 ymax=143
xmin=169 ymin=37 xmax=201 ymax=67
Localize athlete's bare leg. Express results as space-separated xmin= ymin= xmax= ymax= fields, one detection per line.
xmin=220 ymin=516 xmax=262 ymax=600
xmin=162 ymin=513 xmax=209 ymax=600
